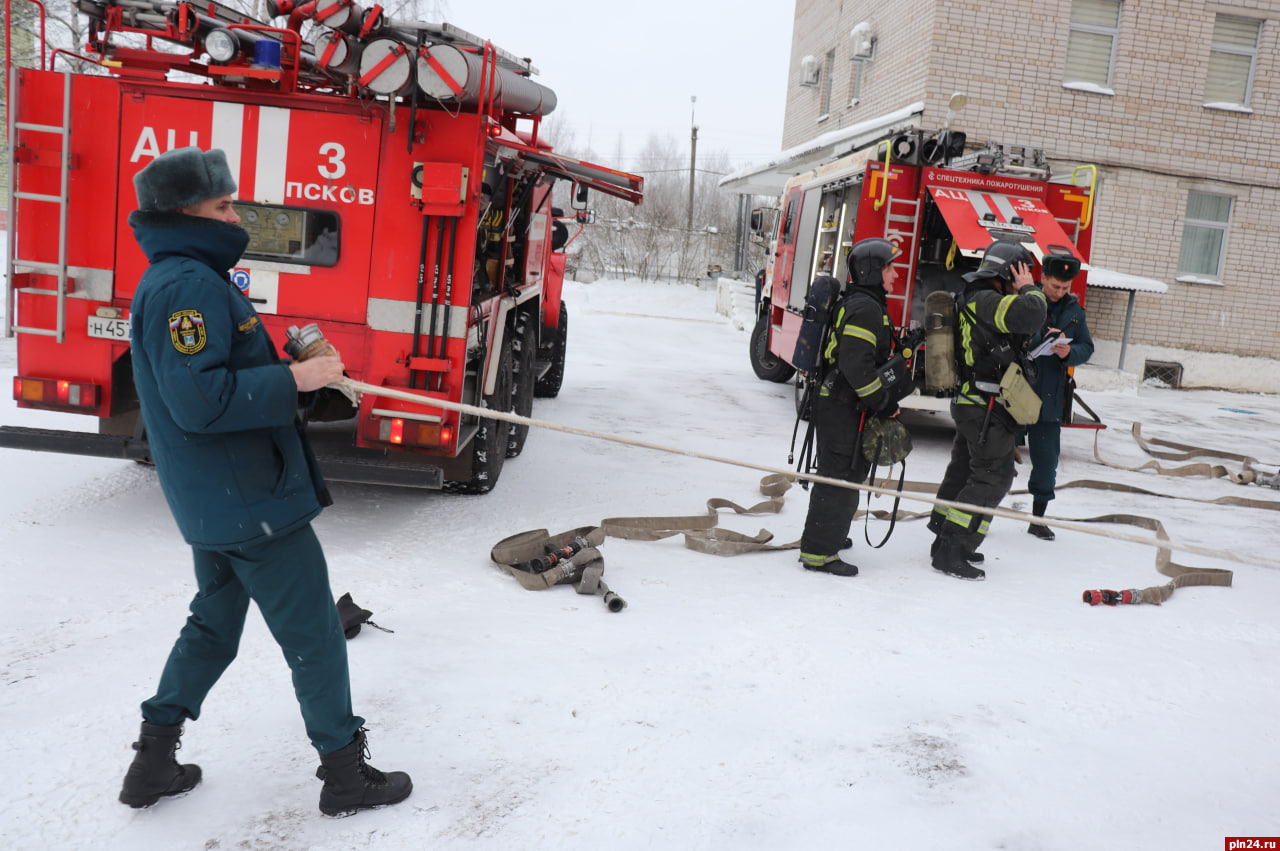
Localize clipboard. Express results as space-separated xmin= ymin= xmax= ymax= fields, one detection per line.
xmin=1030 ymin=333 xmax=1072 ymax=359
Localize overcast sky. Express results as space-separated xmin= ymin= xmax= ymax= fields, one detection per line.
xmin=440 ymin=2 xmax=795 ymax=175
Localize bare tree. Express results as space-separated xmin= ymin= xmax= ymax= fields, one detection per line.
xmin=554 ymin=132 xmax=745 ymax=283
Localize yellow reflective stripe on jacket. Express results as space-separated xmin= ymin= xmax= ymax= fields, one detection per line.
xmin=961 ymin=313 xmax=977 ymax=368
xmin=854 ymin=376 xmax=883 ymax=398
xmin=993 ymin=288 xmax=1046 ymax=332
xmin=823 ymin=305 xmax=846 ymax=364
xmin=993 ymin=294 xmax=1017 ymax=332
xmin=843 ymin=324 xmax=878 ymax=346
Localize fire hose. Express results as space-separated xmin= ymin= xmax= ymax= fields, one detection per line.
xmin=276 ymin=323 xmax=1280 ymax=609
xmin=488 ymin=526 xmax=625 ymax=613
xmin=330 ymin=377 xmax=1280 ymax=584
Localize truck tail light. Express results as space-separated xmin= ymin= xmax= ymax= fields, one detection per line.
xmin=13 ymin=376 xmax=101 ymax=411
xmin=361 ymin=414 xmax=452 ymax=449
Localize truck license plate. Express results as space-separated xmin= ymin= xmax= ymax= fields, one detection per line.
xmin=87 ymin=315 xmax=131 ymax=341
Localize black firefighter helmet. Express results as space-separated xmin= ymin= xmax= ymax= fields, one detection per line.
xmin=962 ymin=239 xmax=1035 ymax=284
xmin=847 ymin=238 xmax=903 ymax=289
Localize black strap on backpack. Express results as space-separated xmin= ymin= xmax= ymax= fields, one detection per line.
xmin=862 ymin=455 xmax=907 ymax=549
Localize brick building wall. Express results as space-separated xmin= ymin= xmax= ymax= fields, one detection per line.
xmin=782 ymin=0 xmax=1280 ymax=381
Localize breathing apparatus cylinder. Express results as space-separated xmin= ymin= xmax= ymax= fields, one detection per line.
xmin=924 ymin=290 xmax=958 ymax=393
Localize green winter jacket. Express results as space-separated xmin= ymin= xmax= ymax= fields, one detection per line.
xmin=129 ymin=211 xmax=330 ymax=549
xmin=1029 ymin=292 xmax=1095 ymax=423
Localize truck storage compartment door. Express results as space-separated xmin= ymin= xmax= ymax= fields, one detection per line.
xmin=925 ymin=181 xmax=1088 ymax=266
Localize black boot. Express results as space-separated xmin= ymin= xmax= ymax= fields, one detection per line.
xmin=799 ymin=553 xmax=858 ymax=577
xmin=119 ymin=722 xmax=202 ymax=808
xmin=317 ymin=729 xmax=412 ymax=817
xmin=931 ymin=536 xmax=984 ymax=564
xmin=1028 ymin=500 xmax=1055 ymax=541
xmin=932 ymin=535 xmax=985 ymax=581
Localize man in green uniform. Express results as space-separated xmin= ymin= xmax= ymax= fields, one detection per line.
xmin=1025 ymin=252 xmax=1095 ymax=540
xmin=120 ymin=146 xmax=411 ymax=816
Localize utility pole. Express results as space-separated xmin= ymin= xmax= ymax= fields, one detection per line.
xmin=687 ymin=95 xmax=697 ymax=232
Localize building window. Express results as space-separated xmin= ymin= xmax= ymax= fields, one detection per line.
xmin=848 ymin=59 xmax=864 ymax=105
xmin=1064 ymin=0 xmax=1122 ymax=89
xmin=1177 ymin=191 xmax=1233 ymax=280
xmin=1205 ymin=15 xmax=1260 ymax=107
xmin=819 ymin=50 xmax=836 ymax=116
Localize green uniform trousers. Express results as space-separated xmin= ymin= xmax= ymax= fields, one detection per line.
xmin=141 ymin=523 xmax=363 ymax=754
xmin=1025 ymin=420 xmax=1063 ymax=502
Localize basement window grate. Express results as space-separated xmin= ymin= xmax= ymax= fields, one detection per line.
xmin=1142 ymin=360 xmax=1184 ymax=388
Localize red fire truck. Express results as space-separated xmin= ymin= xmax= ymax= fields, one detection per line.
xmin=747 ymin=125 xmax=1096 ymax=416
xmin=1 ymin=0 xmax=643 ymax=491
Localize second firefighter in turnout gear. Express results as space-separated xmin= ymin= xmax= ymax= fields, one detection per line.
xmin=929 ymin=239 xmax=1048 ymax=580
xmin=799 ymin=238 xmax=907 ymax=577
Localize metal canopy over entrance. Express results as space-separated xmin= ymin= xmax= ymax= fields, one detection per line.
xmin=718 ymin=102 xmax=925 ymax=195
xmin=1084 ymin=268 xmax=1169 ymax=371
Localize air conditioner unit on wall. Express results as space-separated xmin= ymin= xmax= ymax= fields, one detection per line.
xmin=850 ymin=22 xmax=876 ymax=59
xmin=800 ymin=55 xmax=820 ymax=86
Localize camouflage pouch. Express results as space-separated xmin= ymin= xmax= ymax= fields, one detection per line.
xmin=861 ymin=415 xmax=913 ymax=465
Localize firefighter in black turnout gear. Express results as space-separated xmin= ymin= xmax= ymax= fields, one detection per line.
xmin=799 ymin=238 xmax=906 ymax=576
xmin=929 ymin=239 xmax=1048 ymax=580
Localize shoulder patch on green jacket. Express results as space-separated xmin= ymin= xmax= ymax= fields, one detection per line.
xmin=169 ymin=309 xmax=207 ymax=354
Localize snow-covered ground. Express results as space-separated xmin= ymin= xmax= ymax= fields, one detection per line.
xmin=2 ymin=278 xmax=1279 ymax=850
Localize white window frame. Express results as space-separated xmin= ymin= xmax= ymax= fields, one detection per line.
xmin=1204 ymin=14 xmax=1261 ymax=110
xmin=1176 ymin=190 xmax=1233 ymax=284
xmin=1063 ymin=0 xmax=1122 ymax=92
xmin=819 ymin=50 xmax=836 ymax=119
xmin=848 ymin=58 xmax=864 ymax=107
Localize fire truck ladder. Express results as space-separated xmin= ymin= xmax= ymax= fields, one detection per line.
xmin=883 ymin=195 xmax=920 ymax=311
xmin=5 ymin=70 xmax=73 ymax=343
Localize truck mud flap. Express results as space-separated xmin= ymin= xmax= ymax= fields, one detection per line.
xmin=0 ymin=426 xmax=153 ymax=461
xmin=314 ymin=453 xmax=443 ymax=489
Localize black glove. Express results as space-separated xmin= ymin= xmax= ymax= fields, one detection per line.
xmin=335 ymin=593 xmax=393 ymax=639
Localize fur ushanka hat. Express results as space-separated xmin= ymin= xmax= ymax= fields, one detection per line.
xmin=133 ymin=147 xmax=237 ymax=213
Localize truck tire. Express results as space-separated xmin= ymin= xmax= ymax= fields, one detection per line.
xmin=507 ymin=318 xmax=537 ymax=457
xmin=795 ymin=373 xmax=814 ymax=421
xmin=750 ymin=308 xmax=796 ymax=383
xmin=444 ymin=334 xmax=513 ymax=494
xmin=534 ymin=301 xmax=568 ymax=398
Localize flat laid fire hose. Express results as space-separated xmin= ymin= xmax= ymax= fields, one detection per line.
xmin=334 ymin=378 xmax=1280 ymax=608
xmin=1093 ymin=423 xmax=1279 ymax=487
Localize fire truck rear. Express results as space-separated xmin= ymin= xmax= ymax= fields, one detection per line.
xmin=1 ymin=0 xmax=643 ymax=491
xmin=747 ymin=125 xmax=1096 ymax=416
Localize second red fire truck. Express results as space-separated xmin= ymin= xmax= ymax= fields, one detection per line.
xmin=747 ymin=124 xmax=1096 ymax=417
